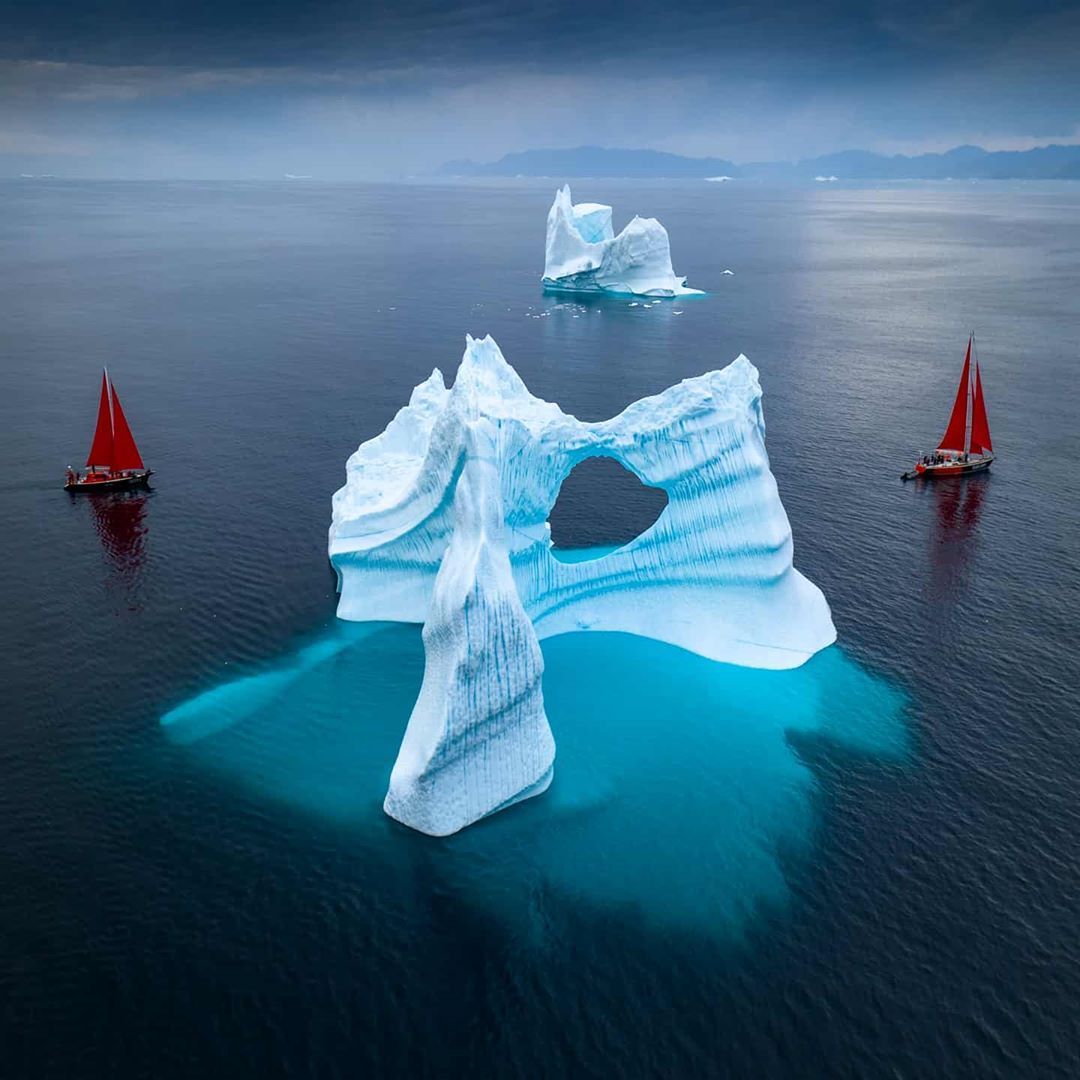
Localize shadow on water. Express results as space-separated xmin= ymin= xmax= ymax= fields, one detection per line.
xmin=162 ymin=610 xmax=910 ymax=943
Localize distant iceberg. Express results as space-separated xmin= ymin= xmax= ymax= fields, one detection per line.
xmin=330 ymin=335 xmax=834 ymax=835
xmin=542 ymin=185 xmax=703 ymax=298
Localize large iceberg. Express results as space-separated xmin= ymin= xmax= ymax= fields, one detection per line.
xmin=330 ymin=335 xmax=834 ymax=835
xmin=542 ymin=185 xmax=703 ymax=297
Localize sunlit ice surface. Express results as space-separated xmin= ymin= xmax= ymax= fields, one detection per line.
xmin=162 ymin=570 xmax=909 ymax=940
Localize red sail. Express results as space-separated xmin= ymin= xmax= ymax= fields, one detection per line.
xmin=86 ymin=370 xmax=114 ymax=468
xmin=938 ymin=337 xmax=972 ymax=452
xmin=969 ymin=363 xmax=992 ymax=455
xmin=110 ymin=383 xmax=145 ymax=471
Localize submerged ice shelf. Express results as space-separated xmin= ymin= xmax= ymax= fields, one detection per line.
xmin=330 ymin=335 xmax=836 ymax=835
xmin=161 ymin=625 xmax=908 ymax=937
xmin=542 ymin=185 xmax=703 ymax=297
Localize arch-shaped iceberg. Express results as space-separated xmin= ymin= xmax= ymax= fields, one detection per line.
xmin=330 ymin=335 xmax=835 ymax=835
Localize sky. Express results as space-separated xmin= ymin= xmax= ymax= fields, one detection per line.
xmin=2 ymin=0 xmax=1078 ymax=178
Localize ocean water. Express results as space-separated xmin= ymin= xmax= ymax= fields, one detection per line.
xmin=2 ymin=178 xmax=1079 ymax=1078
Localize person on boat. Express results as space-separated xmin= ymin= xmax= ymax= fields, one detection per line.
xmin=66 ymin=467 xmax=77 ymax=486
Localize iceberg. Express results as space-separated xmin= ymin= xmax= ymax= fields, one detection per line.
xmin=542 ymin=185 xmax=703 ymax=297
xmin=330 ymin=335 xmax=835 ymax=834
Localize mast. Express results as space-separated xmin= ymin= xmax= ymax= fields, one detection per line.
xmin=110 ymin=380 xmax=145 ymax=472
xmin=938 ymin=336 xmax=972 ymax=453
xmin=969 ymin=362 xmax=992 ymax=455
xmin=86 ymin=369 xmax=114 ymax=470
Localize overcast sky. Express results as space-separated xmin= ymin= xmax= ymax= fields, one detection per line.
xmin=2 ymin=0 xmax=1078 ymax=177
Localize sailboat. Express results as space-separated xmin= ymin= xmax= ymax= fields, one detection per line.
xmin=65 ymin=370 xmax=152 ymax=491
xmin=902 ymin=335 xmax=994 ymax=481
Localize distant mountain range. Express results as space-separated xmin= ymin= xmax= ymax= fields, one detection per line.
xmin=441 ymin=144 xmax=1080 ymax=180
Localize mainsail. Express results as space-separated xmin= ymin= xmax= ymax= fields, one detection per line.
xmin=84 ymin=369 xmax=145 ymax=472
xmin=938 ymin=337 xmax=972 ymax=452
xmin=86 ymin=370 xmax=114 ymax=468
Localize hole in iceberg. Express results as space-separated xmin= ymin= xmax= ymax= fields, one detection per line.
xmin=548 ymin=455 xmax=667 ymax=562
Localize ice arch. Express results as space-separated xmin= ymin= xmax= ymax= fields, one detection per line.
xmin=329 ymin=335 xmax=835 ymax=835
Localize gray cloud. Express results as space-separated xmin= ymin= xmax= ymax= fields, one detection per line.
xmin=1 ymin=1 xmax=1077 ymax=177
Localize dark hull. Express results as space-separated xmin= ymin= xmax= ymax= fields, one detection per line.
xmin=901 ymin=456 xmax=993 ymax=482
xmin=65 ymin=470 xmax=152 ymax=492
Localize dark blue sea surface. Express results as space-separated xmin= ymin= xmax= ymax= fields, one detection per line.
xmin=2 ymin=178 xmax=1078 ymax=1078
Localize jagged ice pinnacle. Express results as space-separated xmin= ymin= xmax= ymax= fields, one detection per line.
xmin=329 ymin=335 xmax=835 ymax=835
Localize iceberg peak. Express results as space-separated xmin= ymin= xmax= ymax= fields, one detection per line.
xmin=453 ymin=334 xmax=535 ymax=404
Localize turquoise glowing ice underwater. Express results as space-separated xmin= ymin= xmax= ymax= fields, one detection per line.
xmin=162 ymin=567 xmax=909 ymax=938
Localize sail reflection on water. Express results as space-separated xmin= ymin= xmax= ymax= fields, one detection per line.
xmin=88 ymin=490 xmax=150 ymax=587
xmin=925 ymin=473 xmax=988 ymax=620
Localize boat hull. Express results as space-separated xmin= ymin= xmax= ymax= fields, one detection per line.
xmin=65 ymin=470 xmax=152 ymax=492
xmin=901 ymin=456 xmax=993 ymax=482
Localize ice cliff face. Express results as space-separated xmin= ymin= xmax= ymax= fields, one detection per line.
xmin=542 ymin=185 xmax=702 ymax=297
xmin=330 ymin=335 xmax=835 ymax=834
